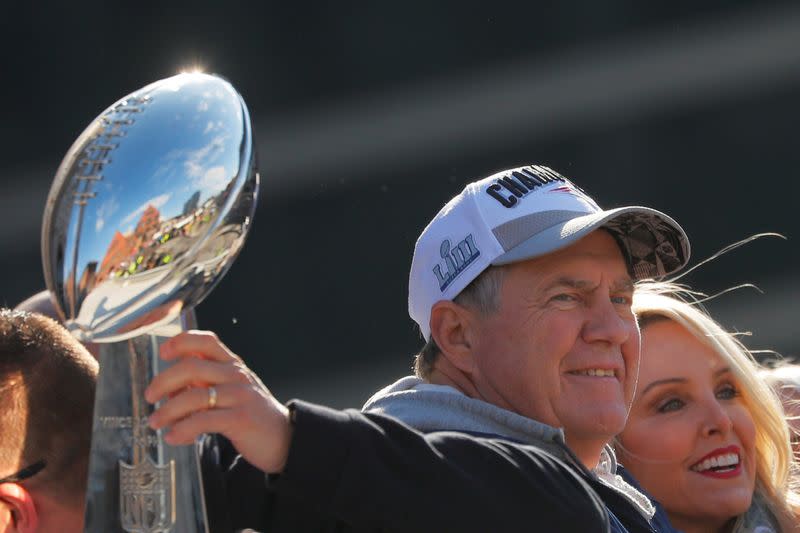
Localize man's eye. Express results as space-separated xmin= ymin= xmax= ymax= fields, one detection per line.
xmin=552 ymin=294 xmax=577 ymax=302
xmin=658 ymin=398 xmax=685 ymax=413
xmin=611 ymin=295 xmax=631 ymax=305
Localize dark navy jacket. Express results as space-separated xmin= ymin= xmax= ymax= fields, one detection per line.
xmin=203 ymin=400 xmax=612 ymax=532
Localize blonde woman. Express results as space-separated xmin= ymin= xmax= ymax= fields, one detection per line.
xmin=614 ymin=283 xmax=799 ymax=533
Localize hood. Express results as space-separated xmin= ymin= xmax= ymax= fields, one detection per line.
xmin=364 ymin=376 xmax=565 ymax=451
xmin=363 ymin=375 xmax=655 ymax=521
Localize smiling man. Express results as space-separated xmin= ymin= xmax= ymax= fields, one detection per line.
xmin=144 ymin=165 xmax=692 ymax=533
xmin=363 ymin=164 xmax=691 ymax=532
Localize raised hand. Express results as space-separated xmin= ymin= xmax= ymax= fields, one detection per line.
xmin=145 ymin=330 xmax=292 ymax=473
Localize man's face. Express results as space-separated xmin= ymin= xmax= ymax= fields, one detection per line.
xmin=467 ymin=230 xmax=639 ymax=448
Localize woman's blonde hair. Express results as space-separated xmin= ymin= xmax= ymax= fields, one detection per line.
xmin=631 ymin=281 xmax=800 ymax=529
xmin=760 ymin=363 xmax=800 ymax=452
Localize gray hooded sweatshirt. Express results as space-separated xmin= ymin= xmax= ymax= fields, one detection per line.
xmin=363 ymin=376 xmax=783 ymax=533
xmin=362 ymin=376 xmax=656 ymax=523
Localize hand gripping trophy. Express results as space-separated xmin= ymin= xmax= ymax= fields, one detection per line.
xmin=41 ymin=73 xmax=259 ymax=533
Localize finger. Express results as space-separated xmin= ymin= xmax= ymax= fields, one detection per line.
xmin=162 ymin=408 xmax=237 ymax=446
xmin=160 ymin=330 xmax=240 ymax=363
xmin=145 ymin=358 xmax=246 ymax=403
xmin=148 ymin=384 xmax=232 ymax=430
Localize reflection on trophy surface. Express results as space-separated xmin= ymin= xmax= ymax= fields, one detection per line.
xmin=41 ymin=73 xmax=259 ymax=533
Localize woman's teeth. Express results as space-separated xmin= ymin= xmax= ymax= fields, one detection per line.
xmin=691 ymin=453 xmax=739 ymax=472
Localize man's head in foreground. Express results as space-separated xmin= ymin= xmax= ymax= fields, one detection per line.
xmin=14 ymin=292 xmax=99 ymax=359
xmin=0 ymin=309 xmax=98 ymax=533
xmin=408 ymin=165 xmax=690 ymax=465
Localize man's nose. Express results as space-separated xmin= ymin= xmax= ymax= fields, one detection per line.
xmin=582 ymin=295 xmax=631 ymax=346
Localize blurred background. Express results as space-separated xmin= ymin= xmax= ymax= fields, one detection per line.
xmin=1 ymin=1 xmax=798 ymax=407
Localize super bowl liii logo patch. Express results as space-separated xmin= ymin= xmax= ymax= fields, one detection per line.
xmin=433 ymin=234 xmax=480 ymax=291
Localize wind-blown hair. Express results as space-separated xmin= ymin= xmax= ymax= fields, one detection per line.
xmin=761 ymin=362 xmax=800 ymax=393
xmin=632 ymin=282 xmax=800 ymax=529
xmin=759 ymin=362 xmax=800 ymax=458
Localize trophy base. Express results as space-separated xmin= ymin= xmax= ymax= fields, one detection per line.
xmin=84 ymin=323 xmax=209 ymax=533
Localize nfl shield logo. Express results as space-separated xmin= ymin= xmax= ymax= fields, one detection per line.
xmin=119 ymin=456 xmax=176 ymax=533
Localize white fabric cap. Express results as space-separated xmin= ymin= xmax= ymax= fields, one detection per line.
xmin=408 ymin=165 xmax=690 ymax=340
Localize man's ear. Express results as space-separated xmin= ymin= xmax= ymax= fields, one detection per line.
xmin=429 ymin=300 xmax=478 ymax=373
xmin=0 ymin=483 xmax=38 ymax=532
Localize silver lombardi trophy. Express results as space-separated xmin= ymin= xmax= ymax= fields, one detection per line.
xmin=41 ymin=73 xmax=259 ymax=533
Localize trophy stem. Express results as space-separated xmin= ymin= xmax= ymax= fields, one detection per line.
xmin=84 ymin=315 xmax=209 ymax=533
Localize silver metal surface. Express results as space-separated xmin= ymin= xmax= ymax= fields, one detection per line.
xmin=40 ymin=73 xmax=258 ymax=533
xmin=84 ymin=316 xmax=208 ymax=533
xmin=42 ymin=72 xmax=258 ymax=343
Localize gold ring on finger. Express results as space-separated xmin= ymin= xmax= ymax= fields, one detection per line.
xmin=207 ymin=386 xmax=218 ymax=409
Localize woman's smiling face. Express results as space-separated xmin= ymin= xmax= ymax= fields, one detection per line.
xmin=617 ymin=319 xmax=757 ymax=533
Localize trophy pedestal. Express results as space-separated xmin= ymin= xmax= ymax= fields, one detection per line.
xmin=85 ymin=328 xmax=209 ymax=533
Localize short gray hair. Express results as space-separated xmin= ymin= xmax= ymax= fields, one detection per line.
xmin=413 ymin=265 xmax=506 ymax=379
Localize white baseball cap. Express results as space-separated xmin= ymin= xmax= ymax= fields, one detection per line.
xmin=408 ymin=165 xmax=690 ymax=340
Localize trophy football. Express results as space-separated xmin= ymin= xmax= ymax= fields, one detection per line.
xmin=41 ymin=73 xmax=259 ymax=532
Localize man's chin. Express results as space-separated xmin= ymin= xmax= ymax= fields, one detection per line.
xmin=566 ymin=405 xmax=628 ymax=439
